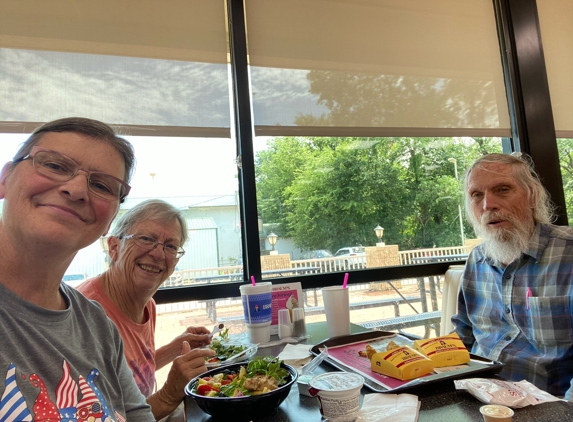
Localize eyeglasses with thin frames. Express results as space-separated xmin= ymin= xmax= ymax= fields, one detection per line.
xmin=13 ymin=146 xmax=131 ymax=202
xmin=120 ymin=234 xmax=185 ymax=259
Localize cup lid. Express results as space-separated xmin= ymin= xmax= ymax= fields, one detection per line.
xmin=479 ymin=405 xmax=514 ymax=417
xmin=309 ymin=372 xmax=364 ymax=391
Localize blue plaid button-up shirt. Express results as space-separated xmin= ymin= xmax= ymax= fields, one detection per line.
xmin=452 ymin=223 xmax=573 ymax=397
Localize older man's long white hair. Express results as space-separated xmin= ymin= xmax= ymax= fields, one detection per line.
xmin=464 ymin=153 xmax=555 ymax=265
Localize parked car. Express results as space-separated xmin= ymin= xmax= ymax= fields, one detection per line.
xmin=62 ymin=273 xmax=88 ymax=288
xmin=334 ymin=246 xmax=366 ymax=270
xmin=302 ymin=249 xmax=333 ymax=259
xmin=302 ymin=249 xmax=334 ymax=272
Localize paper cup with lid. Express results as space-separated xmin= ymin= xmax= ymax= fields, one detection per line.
xmin=239 ymin=282 xmax=272 ymax=343
xmin=309 ymin=372 xmax=364 ymax=422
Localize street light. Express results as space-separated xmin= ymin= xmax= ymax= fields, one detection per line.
xmin=448 ymin=158 xmax=465 ymax=246
xmin=257 ymin=215 xmax=263 ymax=234
xmin=267 ymin=232 xmax=278 ymax=254
xmin=374 ymin=225 xmax=385 ymax=246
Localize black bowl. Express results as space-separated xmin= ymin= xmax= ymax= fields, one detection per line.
xmin=185 ymin=362 xmax=298 ymax=420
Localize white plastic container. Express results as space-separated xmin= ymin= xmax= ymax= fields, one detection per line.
xmin=309 ymin=372 xmax=364 ymax=422
xmin=479 ymin=404 xmax=514 ymax=422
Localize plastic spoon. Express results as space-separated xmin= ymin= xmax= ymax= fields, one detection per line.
xmin=208 ymin=323 xmax=224 ymax=339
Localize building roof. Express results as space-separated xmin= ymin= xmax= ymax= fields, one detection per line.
xmin=188 ymin=217 xmax=218 ymax=230
xmin=122 ymin=195 xmax=237 ymax=210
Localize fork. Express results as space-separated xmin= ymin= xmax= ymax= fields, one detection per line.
xmin=208 ymin=323 xmax=224 ymax=339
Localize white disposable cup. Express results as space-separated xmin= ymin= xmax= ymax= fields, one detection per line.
xmin=309 ymin=372 xmax=364 ymax=422
xmin=322 ymin=286 xmax=350 ymax=337
xmin=239 ymin=282 xmax=272 ymax=343
xmin=479 ymin=405 xmax=514 ymax=422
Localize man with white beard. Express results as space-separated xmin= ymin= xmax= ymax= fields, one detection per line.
xmin=451 ymin=153 xmax=573 ymax=399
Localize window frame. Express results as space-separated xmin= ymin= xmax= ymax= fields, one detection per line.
xmin=25 ymin=0 xmax=548 ymax=304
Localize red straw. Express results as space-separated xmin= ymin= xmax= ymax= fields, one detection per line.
xmin=343 ymin=273 xmax=349 ymax=289
xmin=251 ymin=276 xmax=256 ymax=286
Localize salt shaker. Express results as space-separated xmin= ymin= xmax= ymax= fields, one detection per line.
xmin=278 ymin=308 xmax=292 ymax=339
xmin=292 ymin=307 xmax=307 ymax=337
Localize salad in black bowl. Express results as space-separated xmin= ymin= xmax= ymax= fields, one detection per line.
xmin=185 ymin=356 xmax=298 ymax=420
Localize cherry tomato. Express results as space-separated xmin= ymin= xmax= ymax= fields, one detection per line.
xmin=197 ymin=384 xmax=219 ymax=396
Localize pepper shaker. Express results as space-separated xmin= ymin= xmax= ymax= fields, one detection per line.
xmin=292 ymin=307 xmax=307 ymax=337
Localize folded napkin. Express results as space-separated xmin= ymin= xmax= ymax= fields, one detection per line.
xmin=356 ymin=393 xmax=420 ymax=422
xmin=276 ymin=343 xmax=313 ymax=369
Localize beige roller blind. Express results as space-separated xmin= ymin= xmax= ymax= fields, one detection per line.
xmin=246 ymin=0 xmax=511 ymax=138
xmin=537 ymin=0 xmax=573 ymax=138
xmin=0 ymin=0 xmax=230 ymax=137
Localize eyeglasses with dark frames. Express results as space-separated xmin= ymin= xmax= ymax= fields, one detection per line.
xmin=120 ymin=234 xmax=185 ymax=259
xmin=13 ymin=146 xmax=131 ymax=201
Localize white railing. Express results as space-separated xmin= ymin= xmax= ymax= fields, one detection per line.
xmin=161 ymin=246 xmax=467 ymax=289
xmin=157 ymin=247 xmax=465 ymax=316
xmin=399 ymin=246 xmax=468 ymax=265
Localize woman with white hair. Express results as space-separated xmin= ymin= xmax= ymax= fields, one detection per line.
xmin=79 ymin=199 xmax=215 ymax=420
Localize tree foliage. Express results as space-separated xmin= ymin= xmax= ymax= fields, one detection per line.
xmin=255 ymin=136 xmax=501 ymax=252
xmin=557 ymin=138 xmax=573 ymax=223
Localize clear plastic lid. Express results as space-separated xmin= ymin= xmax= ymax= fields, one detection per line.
xmin=309 ymin=372 xmax=364 ymax=391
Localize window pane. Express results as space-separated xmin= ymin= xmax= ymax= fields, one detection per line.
xmin=557 ymin=138 xmax=573 ymax=224
xmin=537 ymin=0 xmax=573 ymax=136
xmin=63 ymin=135 xmax=242 ymax=287
xmin=254 ymin=135 xmax=503 ymax=278
xmin=0 ymin=0 xmax=230 ymax=136
xmin=246 ymin=0 xmax=510 ymax=137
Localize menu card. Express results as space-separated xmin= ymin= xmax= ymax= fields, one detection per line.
xmin=270 ymin=282 xmax=303 ymax=335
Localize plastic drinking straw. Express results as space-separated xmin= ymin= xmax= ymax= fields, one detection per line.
xmin=342 ymin=272 xmax=349 ymax=289
xmin=251 ymin=275 xmax=256 ymax=286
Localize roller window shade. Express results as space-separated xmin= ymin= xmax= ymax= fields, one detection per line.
xmin=245 ymin=0 xmax=511 ymax=138
xmin=0 ymin=0 xmax=231 ymax=137
xmin=536 ymin=0 xmax=573 ymax=138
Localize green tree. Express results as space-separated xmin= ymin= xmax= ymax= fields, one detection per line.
xmin=255 ymin=135 xmax=500 ymax=252
xmin=557 ymin=138 xmax=573 ymax=223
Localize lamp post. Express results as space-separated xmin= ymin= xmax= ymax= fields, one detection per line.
xmin=448 ymin=158 xmax=465 ymax=246
xmin=267 ymin=232 xmax=278 ymax=255
xmin=374 ymin=225 xmax=385 ymax=246
xmin=258 ymin=215 xmax=265 ymax=251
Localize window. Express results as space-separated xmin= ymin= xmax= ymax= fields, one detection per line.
xmin=0 ymin=0 xmax=567 ymax=300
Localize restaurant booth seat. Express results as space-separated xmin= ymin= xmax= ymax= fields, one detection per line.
xmin=440 ymin=264 xmax=465 ymax=335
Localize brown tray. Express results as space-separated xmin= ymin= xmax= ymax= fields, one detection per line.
xmin=309 ymin=330 xmax=503 ymax=393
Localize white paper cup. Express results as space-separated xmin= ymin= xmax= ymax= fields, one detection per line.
xmin=309 ymin=372 xmax=364 ymax=422
xmin=479 ymin=404 xmax=514 ymax=422
xmin=322 ymin=286 xmax=350 ymax=337
xmin=239 ymin=282 xmax=272 ymax=343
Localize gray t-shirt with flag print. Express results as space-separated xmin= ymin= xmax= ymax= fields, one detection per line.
xmin=0 ymin=281 xmax=154 ymax=421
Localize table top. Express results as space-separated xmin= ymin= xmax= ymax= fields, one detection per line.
xmin=184 ymin=322 xmax=573 ymax=422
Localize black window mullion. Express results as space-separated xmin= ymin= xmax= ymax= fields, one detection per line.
xmin=494 ymin=0 xmax=567 ymax=224
xmin=228 ymin=0 xmax=263 ymax=279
